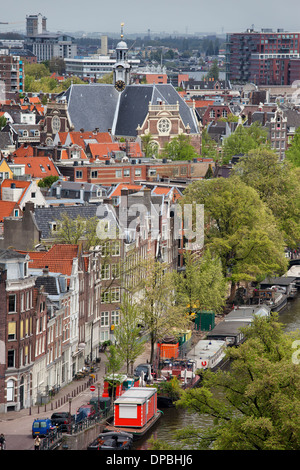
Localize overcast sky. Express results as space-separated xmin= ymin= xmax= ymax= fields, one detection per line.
xmin=2 ymin=0 xmax=300 ymax=36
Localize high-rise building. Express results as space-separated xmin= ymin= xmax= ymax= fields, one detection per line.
xmin=0 ymin=55 xmax=24 ymax=96
xmin=26 ymin=13 xmax=47 ymax=37
xmin=226 ymin=29 xmax=300 ymax=85
xmin=25 ymin=13 xmax=77 ymax=62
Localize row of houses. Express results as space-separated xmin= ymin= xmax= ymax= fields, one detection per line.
xmin=0 ymin=176 xmax=186 ymax=412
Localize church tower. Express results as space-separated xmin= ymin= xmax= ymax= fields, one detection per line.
xmin=113 ymin=23 xmax=131 ymax=92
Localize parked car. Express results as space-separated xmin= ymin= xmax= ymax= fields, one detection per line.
xmin=51 ymin=412 xmax=74 ymax=432
xmin=75 ymin=405 xmax=96 ymax=423
xmin=32 ymin=418 xmax=55 ymax=438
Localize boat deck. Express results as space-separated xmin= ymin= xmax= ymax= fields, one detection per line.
xmin=105 ymin=411 xmax=162 ymax=439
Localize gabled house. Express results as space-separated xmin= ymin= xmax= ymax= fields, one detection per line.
xmin=7 ymin=155 xmax=60 ymax=181
xmin=0 ymin=158 xmax=13 ymax=180
xmin=0 ymin=249 xmax=47 ymax=412
xmin=0 ymin=179 xmax=48 ymax=209
xmin=47 ymin=180 xmax=106 ymax=205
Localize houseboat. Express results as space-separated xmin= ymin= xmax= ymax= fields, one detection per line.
xmin=206 ymin=321 xmax=249 ymax=346
xmin=224 ymin=304 xmax=270 ymax=322
xmin=105 ymin=387 xmax=161 ymax=440
xmin=260 ymin=276 xmax=298 ymax=300
xmin=251 ymin=288 xmax=287 ymax=313
xmin=187 ymin=339 xmax=227 ymax=371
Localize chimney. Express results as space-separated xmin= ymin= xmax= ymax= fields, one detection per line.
xmin=80 ymin=183 xmax=85 ymax=200
xmin=56 ymin=180 xmax=61 ymax=199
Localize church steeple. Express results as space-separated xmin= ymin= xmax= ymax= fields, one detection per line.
xmin=113 ymin=22 xmax=131 ymax=91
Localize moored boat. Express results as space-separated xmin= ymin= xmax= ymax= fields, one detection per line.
xmin=104 ymin=387 xmax=162 ymax=440
xmin=87 ymin=431 xmax=133 ymax=450
xmin=187 ymin=339 xmax=227 ymax=371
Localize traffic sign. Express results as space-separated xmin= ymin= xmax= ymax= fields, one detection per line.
xmin=90 ymin=385 xmax=96 ymax=392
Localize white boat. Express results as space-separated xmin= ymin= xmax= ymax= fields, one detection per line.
xmin=187 ymin=339 xmax=227 ymax=371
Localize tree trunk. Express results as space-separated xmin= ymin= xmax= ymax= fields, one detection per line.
xmin=229 ymin=281 xmax=236 ymax=303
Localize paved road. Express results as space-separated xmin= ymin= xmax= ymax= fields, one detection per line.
xmin=0 ymin=377 xmax=97 ymax=450
xmin=0 ymin=344 xmax=152 ymax=450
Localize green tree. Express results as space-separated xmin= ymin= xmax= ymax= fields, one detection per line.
xmin=222 ymin=122 xmax=269 ymax=164
xmin=201 ymin=127 xmax=218 ymax=160
xmin=181 ymin=177 xmax=288 ymax=301
xmin=114 ymin=295 xmax=145 ymax=374
xmin=138 ymin=257 xmax=191 ymax=364
xmin=231 ymin=148 xmax=300 ymax=248
xmin=206 ymin=59 xmax=219 ymax=81
xmin=285 ymin=126 xmax=300 ymax=167
xmin=24 ymin=62 xmax=50 ymax=79
xmin=0 ymin=115 xmax=7 ymax=129
xmin=161 ymin=134 xmax=199 ymax=161
xmin=38 ymin=175 xmax=59 ymax=188
xmin=97 ymin=72 xmax=113 ymax=84
xmin=141 ymin=133 xmax=158 ymax=159
xmin=104 ymin=344 xmax=124 ymax=400
xmin=175 ymin=315 xmax=300 ymax=450
xmin=53 ymin=213 xmax=101 ymax=249
xmin=174 ymin=250 xmax=227 ymax=315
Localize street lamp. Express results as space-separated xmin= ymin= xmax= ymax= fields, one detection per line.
xmin=68 ymin=396 xmax=72 ymax=433
xmin=97 ymin=382 xmax=101 ymax=413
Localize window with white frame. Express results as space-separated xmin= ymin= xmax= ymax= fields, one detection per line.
xmin=101 ymin=290 xmax=110 ymax=303
xmin=111 ymin=310 xmax=120 ymax=326
xmin=8 ymin=294 xmax=16 ymax=313
xmin=111 ymin=241 xmax=120 ymax=256
xmin=111 ymin=288 xmax=120 ymax=302
xmin=111 ymin=263 xmax=120 ymax=279
xmin=100 ymin=330 xmax=109 ymax=342
xmin=101 ymin=264 xmax=110 ymax=279
xmin=101 ymin=311 xmax=109 ymax=327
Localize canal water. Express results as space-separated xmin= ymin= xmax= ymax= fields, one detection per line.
xmin=134 ymin=295 xmax=300 ymax=450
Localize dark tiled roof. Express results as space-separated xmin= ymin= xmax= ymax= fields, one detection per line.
xmin=64 ymin=84 xmax=119 ymax=132
xmin=35 ymin=275 xmax=60 ymax=295
xmin=34 ymin=205 xmax=99 ymax=239
xmin=63 ymin=83 xmax=199 ymax=136
xmin=0 ymin=249 xmax=27 ymax=260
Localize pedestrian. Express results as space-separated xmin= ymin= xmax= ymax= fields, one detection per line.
xmin=0 ymin=433 xmax=5 ymax=450
xmin=34 ymin=436 xmax=41 ymax=450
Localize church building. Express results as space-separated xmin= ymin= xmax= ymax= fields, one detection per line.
xmin=42 ymin=25 xmax=201 ymax=154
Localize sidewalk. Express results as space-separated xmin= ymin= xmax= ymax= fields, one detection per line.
xmin=0 ymin=342 xmax=152 ymax=423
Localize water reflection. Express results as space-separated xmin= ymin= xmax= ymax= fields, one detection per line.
xmin=135 ymin=296 xmax=300 ymax=450
xmin=278 ymin=296 xmax=300 ymax=332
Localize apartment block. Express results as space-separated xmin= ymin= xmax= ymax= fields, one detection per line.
xmin=226 ymin=29 xmax=300 ymax=85
xmin=0 ymin=55 xmax=24 ymax=96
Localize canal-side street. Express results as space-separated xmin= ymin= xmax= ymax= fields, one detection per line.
xmin=135 ymin=295 xmax=300 ymax=450
xmin=0 ymin=296 xmax=299 ymax=451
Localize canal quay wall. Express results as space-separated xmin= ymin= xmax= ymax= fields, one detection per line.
xmin=60 ymin=422 xmax=105 ymax=450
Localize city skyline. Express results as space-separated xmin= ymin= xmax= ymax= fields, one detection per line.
xmin=1 ymin=0 xmax=300 ymax=36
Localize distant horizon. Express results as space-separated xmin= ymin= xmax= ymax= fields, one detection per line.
xmin=1 ymin=0 xmax=300 ymax=38
xmin=3 ymin=26 xmax=300 ymax=40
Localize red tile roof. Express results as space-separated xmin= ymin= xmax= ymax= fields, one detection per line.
xmin=24 ymin=244 xmax=79 ymax=278
xmin=108 ymin=183 xmax=144 ymax=197
xmin=186 ymin=99 xmax=214 ymax=108
xmin=0 ymin=201 xmax=21 ymax=222
xmin=10 ymin=156 xmax=59 ymax=179
xmin=69 ymin=131 xmax=113 ymax=149
xmin=0 ymin=180 xmax=31 ymax=204
xmin=11 ymin=144 xmax=35 ymax=158
xmin=88 ymin=143 xmax=121 ymax=160
xmin=152 ymin=186 xmax=182 ymax=201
